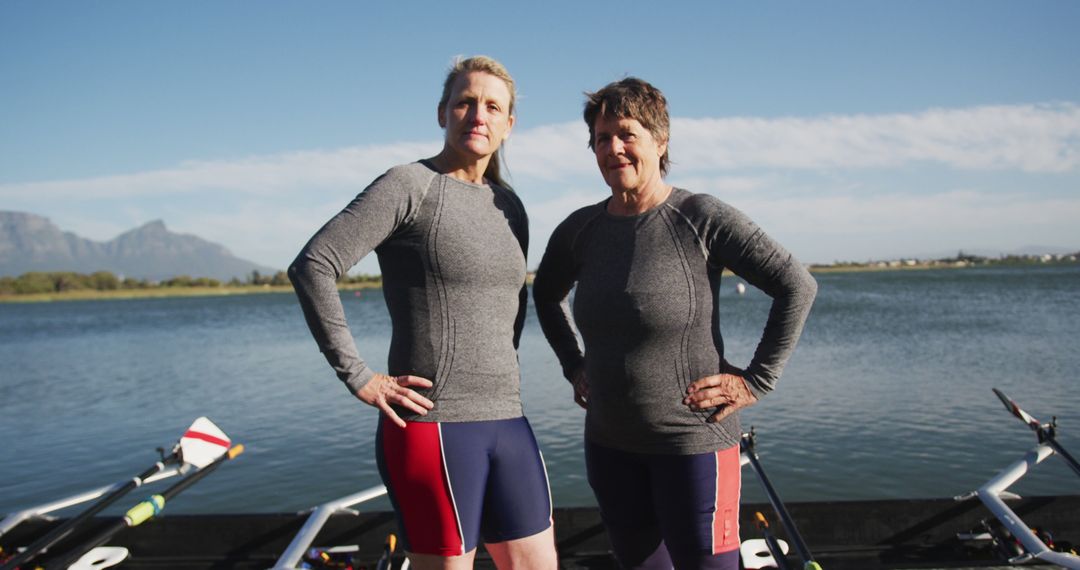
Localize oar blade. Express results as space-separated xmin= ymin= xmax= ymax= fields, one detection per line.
xmin=179 ymin=417 xmax=231 ymax=468
xmin=67 ymin=546 xmax=129 ymax=570
xmin=992 ymin=388 xmax=1040 ymax=429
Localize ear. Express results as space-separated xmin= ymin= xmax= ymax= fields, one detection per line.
xmin=503 ymin=113 xmax=515 ymax=141
xmin=657 ymin=136 xmax=668 ymax=159
xmin=437 ymin=104 xmax=447 ymax=129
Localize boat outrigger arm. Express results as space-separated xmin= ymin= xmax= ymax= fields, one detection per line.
xmin=954 ymin=388 xmax=1080 ymax=570
xmin=271 ymin=485 xmax=390 ymax=570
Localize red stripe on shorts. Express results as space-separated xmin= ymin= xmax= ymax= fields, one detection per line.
xmin=712 ymin=444 xmax=742 ymax=554
xmin=380 ymin=419 xmax=464 ymax=555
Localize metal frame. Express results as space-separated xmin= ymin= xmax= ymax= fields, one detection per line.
xmin=954 ymin=389 xmax=1080 ymax=569
xmin=271 ymin=484 xmax=388 ymax=570
xmin=956 ymin=443 xmax=1080 ymax=568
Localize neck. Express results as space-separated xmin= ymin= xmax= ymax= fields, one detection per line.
xmin=428 ymin=148 xmax=491 ymax=185
xmin=607 ymin=180 xmax=672 ymax=216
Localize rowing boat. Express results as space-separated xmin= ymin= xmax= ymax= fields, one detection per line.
xmin=3 ymin=496 xmax=1077 ymax=569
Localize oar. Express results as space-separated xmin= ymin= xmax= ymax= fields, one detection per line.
xmin=376 ymin=533 xmax=397 ymax=570
xmin=754 ymin=511 xmax=791 ymax=570
xmin=741 ymin=431 xmax=823 ymax=570
xmin=993 ymin=388 xmax=1080 ymax=477
xmin=0 ymin=417 xmax=229 ymax=570
xmin=39 ymin=444 xmax=244 ymax=570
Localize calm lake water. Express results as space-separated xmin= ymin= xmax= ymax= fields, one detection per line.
xmin=1 ymin=264 xmax=1078 ymax=516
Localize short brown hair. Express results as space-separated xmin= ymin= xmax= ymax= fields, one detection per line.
xmin=584 ymin=77 xmax=670 ymax=175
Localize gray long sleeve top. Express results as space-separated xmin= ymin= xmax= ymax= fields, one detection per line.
xmin=532 ymin=188 xmax=817 ymax=454
xmin=288 ymin=161 xmax=529 ymax=422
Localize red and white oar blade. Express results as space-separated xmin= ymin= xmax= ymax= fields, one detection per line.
xmin=179 ymin=417 xmax=231 ymax=468
xmin=992 ymin=388 xmax=1040 ymax=429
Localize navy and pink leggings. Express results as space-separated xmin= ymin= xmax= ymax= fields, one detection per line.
xmin=586 ymin=440 xmax=742 ymax=570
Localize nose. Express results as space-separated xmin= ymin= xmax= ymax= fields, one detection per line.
xmin=466 ymin=105 xmax=486 ymax=126
xmin=608 ymin=136 xmax=625 ymax=155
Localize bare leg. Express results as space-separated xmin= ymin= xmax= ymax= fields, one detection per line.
xmin=485 ymin=526 xmax=558 ymax=570
xmin=406 ymin=548 xmax=478 ymax=570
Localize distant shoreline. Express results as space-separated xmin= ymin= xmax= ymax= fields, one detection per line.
xmin=0 ymin=281 xmax=381 ymax=304
xmin=807 ymin=262 xmax=947 ymax=274
xmin=3 ymin=259 xmax=1077 ymax=304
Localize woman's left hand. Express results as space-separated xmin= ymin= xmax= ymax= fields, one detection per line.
xmin=569 ymin=366 xmax=589 ymax=409
xmin=684 ymin=371 xmax=758 ymax=423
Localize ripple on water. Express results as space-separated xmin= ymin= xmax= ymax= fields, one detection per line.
xmin=2 ymin=266 xmax=1079 ymax=514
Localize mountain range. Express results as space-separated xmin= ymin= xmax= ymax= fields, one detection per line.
xmin=0 ymin=211 xmax=278 ymax=282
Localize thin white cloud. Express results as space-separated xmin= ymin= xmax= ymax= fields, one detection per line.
xmin=671 ymin=103 xmax=1080 ymax=173
xmin=524 ymin=186 xmax=1080 ymax=265
xmin=176 ymin=201 xmax=349 ymax=272
xmin=732 ymin=189 xmax=1080 ymax=263
xmin=0 ymin=142 xmax=439 ymax=201
xmin=2 ymin=103 xmax=1077 ymax=268
xmin=739 ymin=190 xmax=1080 ymax=235
xmin=506 ymin=123 xmax=595 ymax=181
xmin=665 ymin=175 xmax=775 ymax=196
xmin=2 ymin=102 xmax=1077 ymax=204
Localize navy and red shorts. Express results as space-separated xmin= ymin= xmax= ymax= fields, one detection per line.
xmin=376 ymin=416 xmax=553 ymax=556
xmin=586 ymin=441 xmax=742 ymax=570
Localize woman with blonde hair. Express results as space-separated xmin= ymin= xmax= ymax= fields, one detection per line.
xmin=290 ymin=56 xmax=556 ymax=570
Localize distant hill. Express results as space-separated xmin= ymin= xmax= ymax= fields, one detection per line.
xmin=0 ymin=211 xmax=278 ymax=282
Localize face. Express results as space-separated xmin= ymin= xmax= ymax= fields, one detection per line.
xmin=591 ymin=115 xmax=667 ymax=194
xmin=438 ymin=71 xmax=515 ymax=161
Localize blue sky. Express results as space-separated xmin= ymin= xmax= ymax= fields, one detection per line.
xmin=3 ymin=1 xmax=1079 ymax=273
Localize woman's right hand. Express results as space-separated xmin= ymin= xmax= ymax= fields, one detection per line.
xmin=569 ymin=367 xmax=589 ymax=409
xmin=356 ymin=373 xmax=434 ymax=428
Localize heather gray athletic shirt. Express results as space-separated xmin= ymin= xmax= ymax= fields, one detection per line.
xmin=533 ymin=188 xmax=817 ymax=454
xmin=288 ymin=161 xmax=529 ymax=422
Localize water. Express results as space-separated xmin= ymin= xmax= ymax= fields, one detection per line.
xmin=1 ymin=265 xmax=1078 ymax=517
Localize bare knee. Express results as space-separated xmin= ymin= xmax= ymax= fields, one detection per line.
xmin=406 ymin=548 xmax=477 ymax=570
xmin=485 ymin=526 xmax=558 ymax=570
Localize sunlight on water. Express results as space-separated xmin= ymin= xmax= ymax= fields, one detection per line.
xmin=1 ymin=265 xmax=1078 ymax=516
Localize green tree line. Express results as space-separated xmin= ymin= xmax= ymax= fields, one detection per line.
xmin=0 ymin=270 xmax=382 ymax=295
